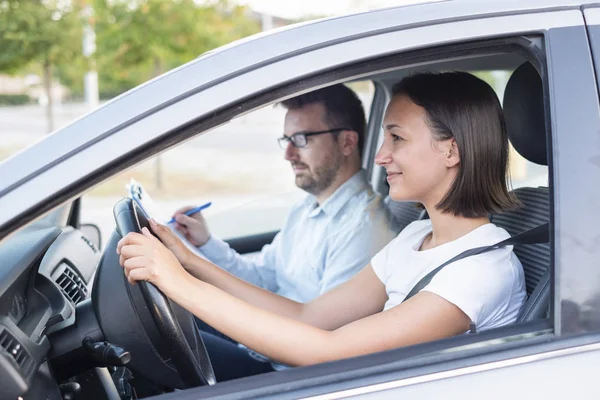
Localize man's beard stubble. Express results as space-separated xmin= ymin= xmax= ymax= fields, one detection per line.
xmin=293 ymin=151 xmax=342 ymax=196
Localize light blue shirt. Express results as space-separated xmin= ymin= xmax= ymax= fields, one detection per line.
xmin=200 ymin=170 xmax=395 ymax=302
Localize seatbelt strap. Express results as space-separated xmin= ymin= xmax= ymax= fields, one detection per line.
xmin=402 ymin=223 xmax=549 ymax=332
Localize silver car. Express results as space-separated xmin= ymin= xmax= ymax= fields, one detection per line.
xmin=1 ymin=0 xmax=599 ymax=398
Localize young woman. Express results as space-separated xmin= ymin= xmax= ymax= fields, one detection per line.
xmin=117 ymin=72 xmax=526 ymax=381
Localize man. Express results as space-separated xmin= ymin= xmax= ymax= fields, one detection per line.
xmin=172 ymin=84 xmax=394 ymax=303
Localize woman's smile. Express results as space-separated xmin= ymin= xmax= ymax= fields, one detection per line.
xmin=386 ymin=171 xmax=403 ymax=182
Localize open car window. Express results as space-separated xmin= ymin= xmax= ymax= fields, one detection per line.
xmin=80 ymin=82 xmax=376 ymax=242
xmin=73 ymin=43 xmax=554 ymax=385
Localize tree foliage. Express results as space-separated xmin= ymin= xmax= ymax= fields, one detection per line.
xmin=62 ymin=0 xmax=261 ymax=98
xmin=0 ymin=0 xmax=84 ymax=130
xmin=0 ymin=0 xmax=83 ymax=73
xmin=1 ymin=0 xmax=261 ymax=98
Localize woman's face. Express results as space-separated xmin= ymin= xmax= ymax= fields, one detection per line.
xmin=375 ymin=95 xmax=458 ymax=206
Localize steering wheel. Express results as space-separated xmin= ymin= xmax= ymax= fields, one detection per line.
xmin=93 ymin=198 xmax=216 ymax=389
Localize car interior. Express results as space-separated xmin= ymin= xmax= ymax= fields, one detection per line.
xmin=0 ymin=39 xmax=553 ymax=399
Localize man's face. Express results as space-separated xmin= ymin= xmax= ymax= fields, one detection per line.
xmin=283 ymin=103 xmax=343 ymax=196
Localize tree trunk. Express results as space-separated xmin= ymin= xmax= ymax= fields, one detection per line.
xmin=153 ymin=57 xmax=164 ymax=190
xmin=152 ymin=57 xmax=163 ymax=79
xmin=154 ymin=156 xmax=164 ymax=191
xmin=43 ymin=60 xmax=54 ymax=133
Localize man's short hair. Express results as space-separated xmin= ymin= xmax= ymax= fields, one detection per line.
xmin=280 ymin=84 xmax=366 ymax=155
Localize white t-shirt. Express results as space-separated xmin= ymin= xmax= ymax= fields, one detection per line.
xmin=371 ymin=220 xmax=526 ymax=332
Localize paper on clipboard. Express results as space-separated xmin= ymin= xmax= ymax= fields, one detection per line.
xmin=126 ymin=179 xmax=159 ymax=220
xmin=125 ymin=178 xmax=210 ymax=260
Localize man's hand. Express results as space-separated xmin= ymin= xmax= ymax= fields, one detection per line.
xmin=171 ymin=205 xmax=211 ymax=247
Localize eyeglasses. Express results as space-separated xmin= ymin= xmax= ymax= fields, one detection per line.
xmin=277 ymin=128 xmax=349 ymax=149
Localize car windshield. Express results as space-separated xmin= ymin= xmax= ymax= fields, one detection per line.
xmin=0 ymin=203 xmax=70 ymax=258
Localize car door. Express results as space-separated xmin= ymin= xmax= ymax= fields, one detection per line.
xmin=2 ymin=2 xmax=600 ymax=400
xmin=146 ymin=5 xmax=600 ymax=400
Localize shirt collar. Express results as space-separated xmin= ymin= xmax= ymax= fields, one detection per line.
xmin=304 ymin=170 xmax=370 ymax=218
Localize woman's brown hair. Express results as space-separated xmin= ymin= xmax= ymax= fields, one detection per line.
xmin=392 ymin=72 xmax=520 ymax=217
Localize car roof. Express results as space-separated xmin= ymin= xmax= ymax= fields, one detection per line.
xmin=0 ymin=0 xmax=592 ymax=194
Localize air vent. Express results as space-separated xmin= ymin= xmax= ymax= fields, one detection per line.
xmin=55 ymin=264 xmax=88 ymax=304
xmin=0 ymin=329 xmax=33 ymax=375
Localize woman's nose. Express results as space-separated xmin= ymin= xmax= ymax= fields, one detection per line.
xmin=374 ymin=142 xmax=391 ymax=166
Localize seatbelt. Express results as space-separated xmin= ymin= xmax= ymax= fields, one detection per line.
xmin=402 ymin=223 xmax=549 ymax=332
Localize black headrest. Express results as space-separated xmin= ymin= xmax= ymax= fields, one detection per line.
xmin=502 ymin=62 xmax=547 ymax=166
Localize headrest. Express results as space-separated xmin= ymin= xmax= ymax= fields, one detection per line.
xmin=502 ymin=62 xmax=547 ymax=166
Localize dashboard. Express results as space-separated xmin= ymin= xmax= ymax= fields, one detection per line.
xmin=0 ymin=225 xmax=101 ymax=399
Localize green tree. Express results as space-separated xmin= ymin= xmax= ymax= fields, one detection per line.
xmin=0 ymin=0 xmax=83 ymax=132
xmin=0 ymin=0 xmax=260 ymax=133
xmin=92 ymin=0 xmax=260 ymax=96
xmin=89 ymin=0 xmax=261 ymax=189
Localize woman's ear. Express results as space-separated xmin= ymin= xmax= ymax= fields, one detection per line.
xmin=444 ymin=139 xmax=460 ymax=168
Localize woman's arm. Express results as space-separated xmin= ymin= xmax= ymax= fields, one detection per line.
xmin=118 ymin=228 xmax=470 ymax=366
xmin=149 ymin=219 xmax=308 ymax=320
xmin=176 ymin=281 xmax=470 ymax=366
xmin=121 ymin=222 xmax=386 ymax=330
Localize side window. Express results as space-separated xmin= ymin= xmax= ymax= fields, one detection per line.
xmin=81 ymin=81 xmax=375 ymax=242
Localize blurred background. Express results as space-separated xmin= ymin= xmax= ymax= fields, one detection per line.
xmin=0 ymin=0 xmax=545 ymax=244
xmin=0 ymin=0 xmax=419 ymax=151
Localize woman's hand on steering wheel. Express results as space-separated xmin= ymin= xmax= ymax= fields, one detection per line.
xmin=146 ymin=219 xmax=195 ymax=268
xmin=117 ymin=224 xmax=191 ymax=297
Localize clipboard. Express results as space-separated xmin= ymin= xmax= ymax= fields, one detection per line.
xmin=126 ymin=179 xmax=157 ymax=220
xmin=125 ymin=178 xmax=210 ymax=260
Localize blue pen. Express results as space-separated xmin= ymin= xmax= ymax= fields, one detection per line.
xmin=167 ymin=202 xmax=212 ymax=224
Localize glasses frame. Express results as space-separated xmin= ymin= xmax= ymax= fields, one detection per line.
xmin=277 ymin=128 xmax=350 ymax=149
